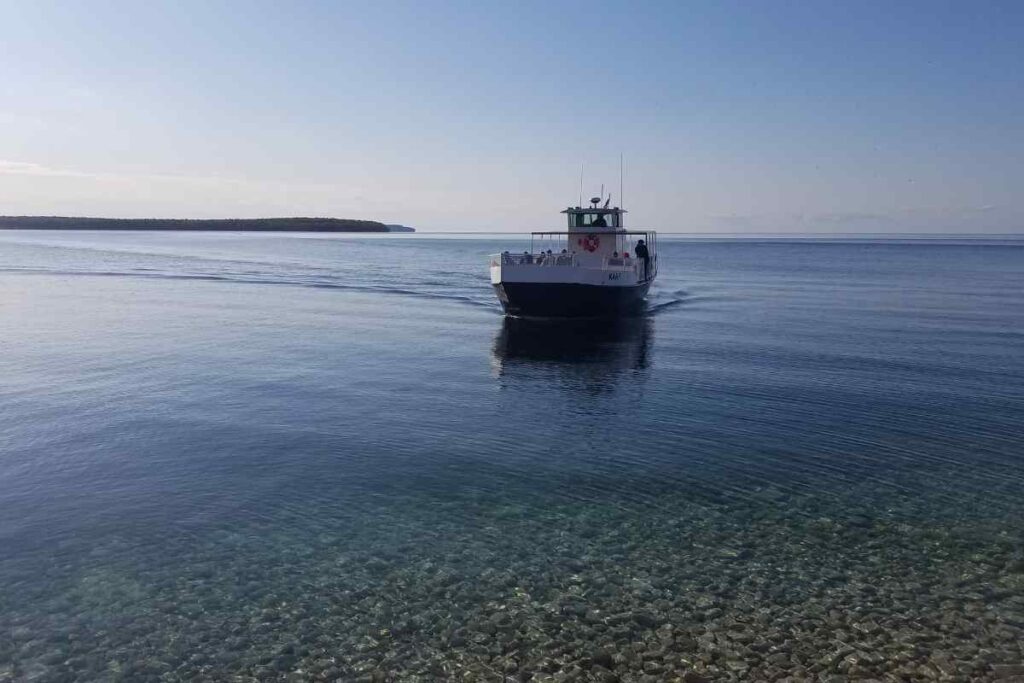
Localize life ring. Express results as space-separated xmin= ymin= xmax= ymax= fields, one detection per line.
xmin=577 ymin=233 xmax=600 ymax=252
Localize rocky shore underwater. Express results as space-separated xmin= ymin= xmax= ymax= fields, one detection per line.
xmin=2 ymin=474 xmax=1022 ymax=683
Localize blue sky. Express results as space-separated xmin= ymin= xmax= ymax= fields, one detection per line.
xmin=1 ymin=0 xmax=1021 ymax=232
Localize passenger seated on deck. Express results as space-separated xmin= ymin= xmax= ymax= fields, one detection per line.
xmin=522 ymin=251 xmax=532 ymax=264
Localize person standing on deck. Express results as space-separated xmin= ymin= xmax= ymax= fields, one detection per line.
xmin=635 ymin=239 xmax=650 ymax=280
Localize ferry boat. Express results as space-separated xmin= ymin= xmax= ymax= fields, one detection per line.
xmin=489 ymin=196 xmax=657 ymax=317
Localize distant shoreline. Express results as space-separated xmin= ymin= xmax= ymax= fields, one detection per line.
xmin=0 ymin=216 xmax=415 ymax=233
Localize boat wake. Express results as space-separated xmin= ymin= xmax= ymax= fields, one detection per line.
xmin=646 ymin=289 xmax=691 ymax=315
xmin=2 ymin=262 xmax=710 ymax=318
xmin=0 ymin=265 xmax=502 ymax=312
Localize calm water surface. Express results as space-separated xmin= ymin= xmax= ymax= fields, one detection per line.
xmin=1 ymin=231 xmax=1023 ymax=682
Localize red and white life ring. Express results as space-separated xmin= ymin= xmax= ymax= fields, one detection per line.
xmin=577 ymin=233 xmax=600 ymax=252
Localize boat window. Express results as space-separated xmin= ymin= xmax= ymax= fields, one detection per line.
xmin=570 ymin=212 xmax=619 ymax=228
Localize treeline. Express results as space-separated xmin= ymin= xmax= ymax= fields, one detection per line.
xmin=0 ymin=216 xmax=390 ymax=232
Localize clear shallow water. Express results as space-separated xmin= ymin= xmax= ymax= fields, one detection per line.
xmin=1 ymin=231 xmax=1023 ymax=682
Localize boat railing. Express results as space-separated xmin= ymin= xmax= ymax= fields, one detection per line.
xmin=490 ymin=252 xmax=656 ymax=279
xmin=603 ymin=255 xmax=658 ymax=280
xmin=492 ymin=252 xmax=578 ymax=267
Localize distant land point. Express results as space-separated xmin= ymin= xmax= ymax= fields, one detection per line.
xmin=0 ymin=216 xmax=415 ymax=233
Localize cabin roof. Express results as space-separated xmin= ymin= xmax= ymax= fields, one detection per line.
xmin=561 ymin=207 xmax=627 ymax=214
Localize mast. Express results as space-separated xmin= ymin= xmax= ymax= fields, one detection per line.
xmin=620 ymin=153 xmax=624 ymax=211
xmin=578 ymin=163 xmax=584 ymax=207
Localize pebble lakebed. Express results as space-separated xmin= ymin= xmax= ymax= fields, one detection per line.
xmin=2 ymin=479 xmax=1022 ymax=683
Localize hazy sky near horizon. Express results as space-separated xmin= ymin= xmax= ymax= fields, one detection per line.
xmin=1 ymin=1 xmax=1022 ymax=232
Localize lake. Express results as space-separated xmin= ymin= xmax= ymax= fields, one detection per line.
xmin=1 ymin=231 xmax=1023 ymax=682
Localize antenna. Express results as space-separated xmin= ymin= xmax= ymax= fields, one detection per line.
xmin=600 ymin=183 xmax=604 ymax=203
xmin=620 ymin=153 xmax=624 ymax=210
xmin=578 ymin=163 xmax=584 ymax=207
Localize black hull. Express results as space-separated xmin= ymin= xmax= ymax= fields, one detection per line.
xmin=493 ymin=282 xmax=650 ymax=318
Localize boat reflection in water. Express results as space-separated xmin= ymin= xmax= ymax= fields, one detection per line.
xmin=491 ymin=315 xmax=653 ymax=394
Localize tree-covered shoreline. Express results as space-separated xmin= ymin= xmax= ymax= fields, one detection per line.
xmin=0 ymin=216 xmax=394 ymax=232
